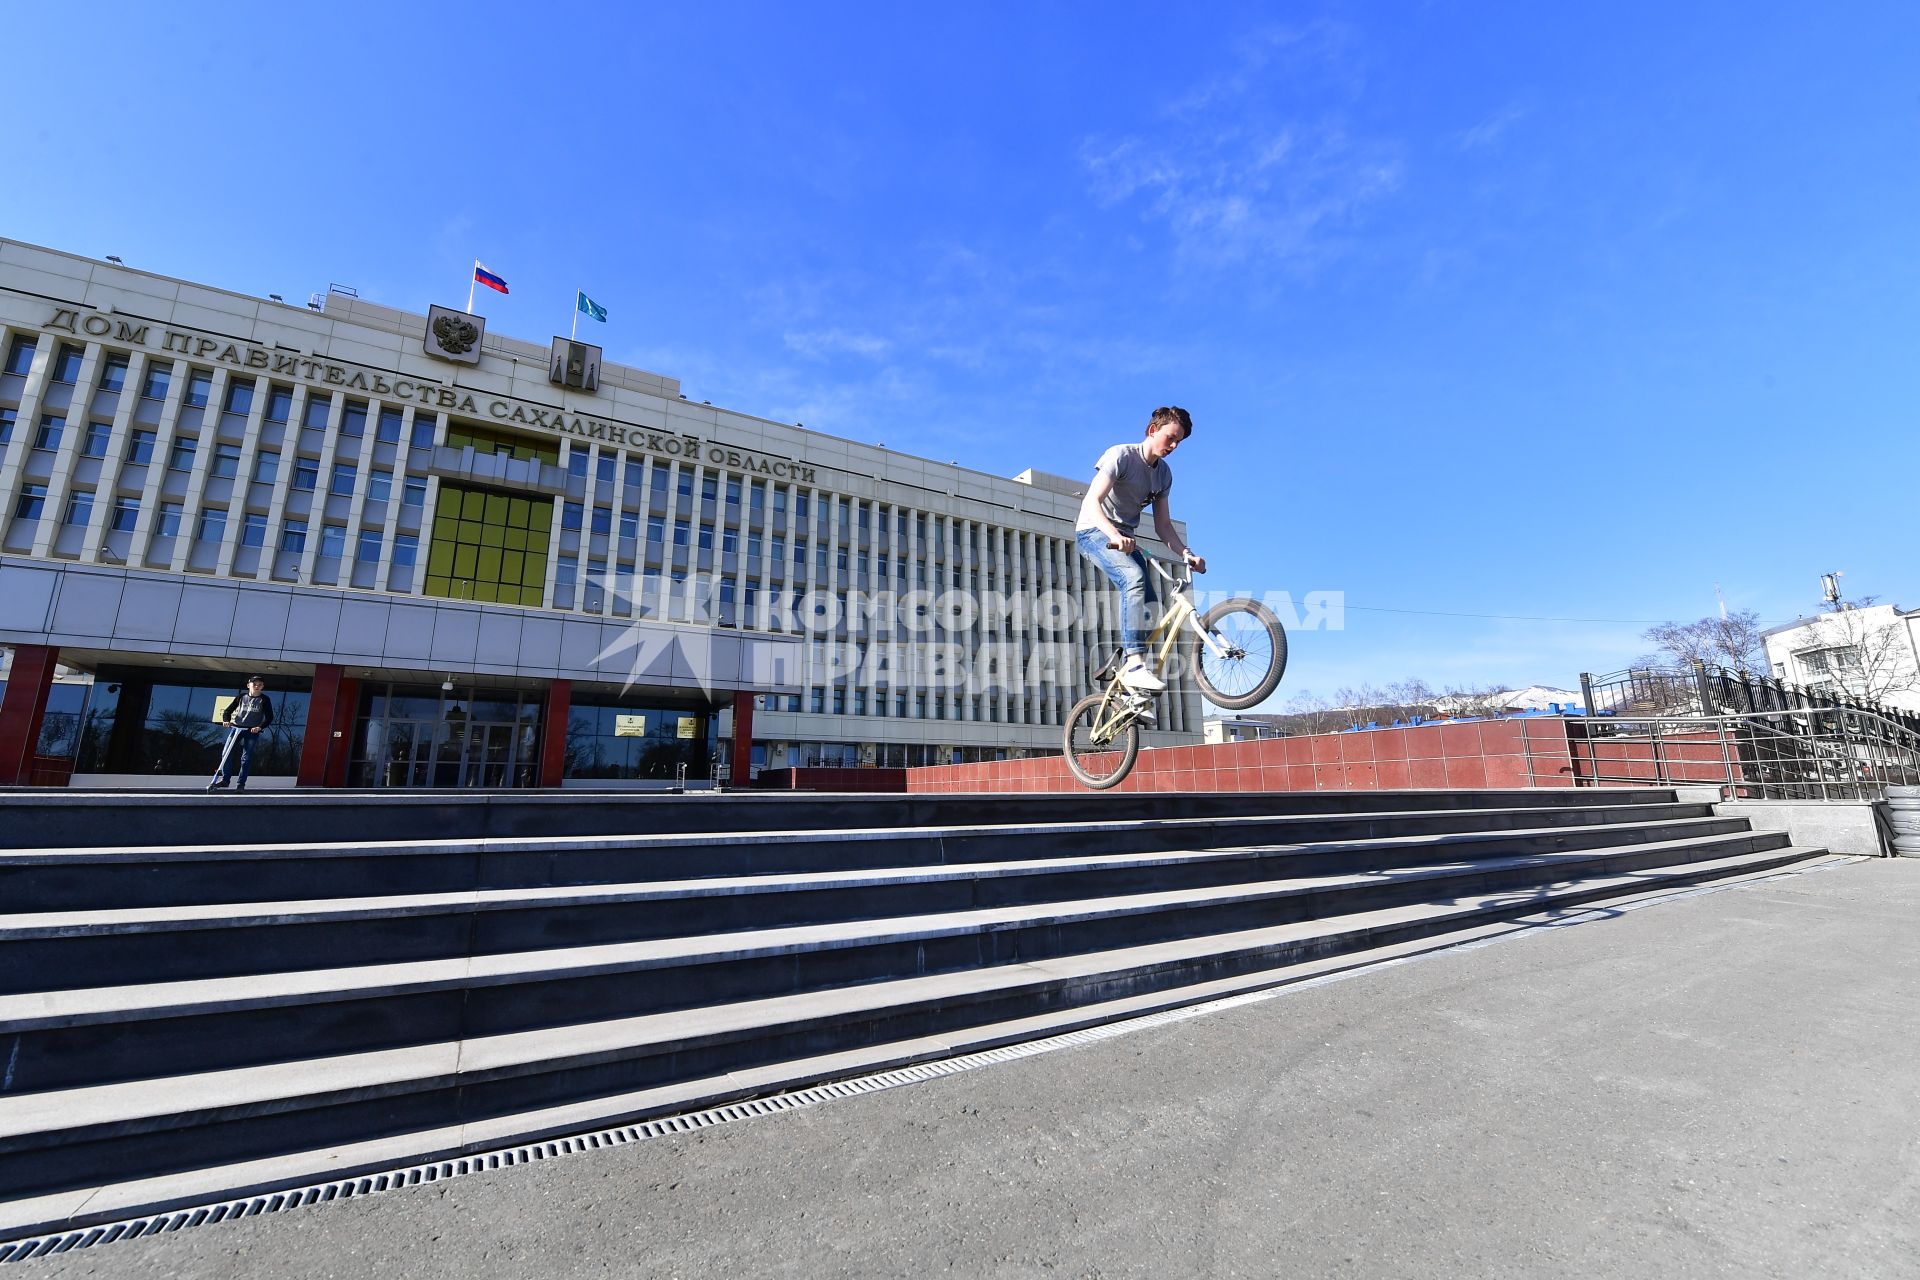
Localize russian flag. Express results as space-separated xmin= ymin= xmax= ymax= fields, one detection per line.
xmin=473 ymin=263 xmax=509 ymax=295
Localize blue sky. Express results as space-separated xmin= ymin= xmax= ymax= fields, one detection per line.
xmin=4 ymin=2 xmax=1916 ymax=706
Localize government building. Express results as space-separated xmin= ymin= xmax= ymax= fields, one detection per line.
xmin=0 ymin=239 xmax=1202 ymax=788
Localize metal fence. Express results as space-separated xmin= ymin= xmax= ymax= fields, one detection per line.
xmin=1579 ymin=663 xmax=1920 ymax=738
xmin=1560 ymin=706 xmax=1920 ymax=801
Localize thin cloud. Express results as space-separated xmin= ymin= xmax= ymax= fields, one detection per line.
xmin=1453 ymin=103 xmax=1531 ymax=153
xmin=783 ymin=328 xmax=893 ymax=360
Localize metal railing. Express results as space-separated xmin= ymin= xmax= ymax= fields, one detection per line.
xmin=1579 ymin=663 xmax=1920 ymax=737
xmin=1561 ymin=706 xmax=1920 ymax=801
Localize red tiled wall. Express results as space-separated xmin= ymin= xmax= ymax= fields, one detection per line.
xmin=906 ymin=718 xmax=1587 ymax=794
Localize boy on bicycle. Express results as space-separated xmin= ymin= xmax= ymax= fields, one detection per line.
xmin=1075 ymin=405 xmax=1207 ymax=693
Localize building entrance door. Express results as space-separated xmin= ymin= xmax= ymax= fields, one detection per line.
xmin=353 ymin=684 xmax=543 ymax=788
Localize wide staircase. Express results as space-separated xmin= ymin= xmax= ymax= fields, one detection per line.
xmin=0 ymin=788 xmax=1834 ymax=1241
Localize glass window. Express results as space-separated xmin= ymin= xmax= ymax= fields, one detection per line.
xmin=292 ymin=459 xmax=319 ymax=491
xmin=794 ymin=540 xmax=807 ymax=566
xmin=392 ymin=532 xmax=418 ymax=566
xmin=367 ymin=469 xmax=392 ymax=503
xmin=184 ymin=370 xmax=212 ymax=408
xmin=410 ymin=412 xmax=436 ymax=447
xmin=698 ymin=523 xmax=714 ymax=551
xmin=650 ymin=467 xmax=667 ymax=496
xmin=375 ymin=406 xmax=402 ymax=443
xmin=158 ymin=502 xmax=183 ymax=537
xmin=672 ymin=519 xmax=689 ymax=547
xmin=334 ymin=399 xmax=363 ymax=437
xmin=34 ymin=415 xmax=64 ymax=451
xmin=330 ymin=462 xmax=356 ymax=495
xmin=726 ymin=480 xmax=741 ymax=506
xmin=280 ymin=519 xmax=308 ymax=552
xmin=810 ymin=688 xmax=825 ymax=714
xmin=83 ymin=422 xmax=112 ymax=457
xmin=197 ymin=508 xmax=228 ymax=542
xmin=99 ymin=356 xmax=129 ymax=393
xmin=15 ymin=484 xmax=47 ymax=520
xmin=773 ymin=487 xmax=788 ymax=515
xmin=319 ymin=524 xmax=346 ymax=558
xmin=562 ymin=501 xmax=583 ymax=531
xmin=555 ymin=558 xmax=578 ymax=587
xmin=4 ymin=336 xmax=35 ymax=375
xmin=625 ymin=458 xmax=644 ymax=489
xmin=750 ymin=482 xmax=765 ymax=511
xmin=51 ymin=344 xmax=83 ymax=383
xmin=618 ymin=510 xmax=637 ymax=540
xmin=747 ymin=533 xmax=762 ymax=558
xmin=253 ymin=450 xmax=280 ymax=484
xmin=169 ymin=437 xmax=198 ymax=471
xmin=0 ymin=406 xmax=14 ymax=445
xmin=111 ymin=497 xmax=139 ymax=532
xmin=402 ymin=477 xmax=427 ymax=507
xmin=858 ymin=504 xmax=870 ymax=530
xmin=63 ymin=490 xmax=93 ymax=526
xmin=596 ymin=454 xmax=615 ymax=483
xmin=702 ymin=476 xmax=718 ymax=502
xmin=225 ymin=379 xmax=255 ymax=417
xmin=140 ymin=361 xmax=172 ymax=401
xmin=722 ymin=527 xmax=737 ymax=554
xmin=647 ymin=516 xmax=664 ymax=543
xmin=772 ymin=535 xmax=786 ymax=561
xmin=261 ymin=384 xmax=291 ymax=422
xmin=796 ymin=493 xmax=810 ymax=519
xmin=241 ymin=513 xmax=267 ymax=547
xmin=568 ymin=450 xmax=588 ymax=478
xmin=591 ymin=506 xmax=612 ymax=535
xmin=356 ymin=528 xmax=382 ymax=562
xmin=128 ymin=429 xmax=156 ymax=465
xmin=211 ymin=444 xmax=242 ymax=478
xmin=677 ymin=470 xmax=694 ymax=498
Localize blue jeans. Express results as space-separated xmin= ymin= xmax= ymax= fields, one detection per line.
xmin=1076 ymin=526 xmax=1157 ymax=657
xmin=213 ymin=726 xmax=258 ymax=785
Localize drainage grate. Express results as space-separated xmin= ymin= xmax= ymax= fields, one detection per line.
xmin=0 ymin=855 xmax=1858 ymax=1264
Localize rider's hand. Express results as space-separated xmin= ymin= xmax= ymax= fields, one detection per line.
xmin=1184 ymin=549 xmax=1206 ymax=574
xmin=1112 ymin=534 xmax=1136 ymax=555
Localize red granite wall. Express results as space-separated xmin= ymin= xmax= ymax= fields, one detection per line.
xmin=908 ymin=718 xmax=1585 ymax=794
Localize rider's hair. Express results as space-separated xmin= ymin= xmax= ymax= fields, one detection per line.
xmin=1145 ymin=406 xmax=1193 ymax=440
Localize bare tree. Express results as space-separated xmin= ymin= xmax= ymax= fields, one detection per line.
xmin=1793 ymin=595 xmax=1920 ymax=704
xmin=1638 ymin=608 xmax=1768 ymax=675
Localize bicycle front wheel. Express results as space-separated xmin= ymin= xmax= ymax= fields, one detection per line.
xmin=1063 ymin=693 xmax=1140 ymax=789
xmin=1191 ymin=598 xmax=1287 ymax=710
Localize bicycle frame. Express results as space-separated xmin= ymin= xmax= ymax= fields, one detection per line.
xmin=1083 ymin=558 xmax=1232 ymax=742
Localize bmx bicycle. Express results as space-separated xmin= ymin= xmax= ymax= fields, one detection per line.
xmin=1062 ymin=554 xmax=1287 ymax=789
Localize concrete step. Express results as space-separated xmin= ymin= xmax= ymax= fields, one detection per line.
xmin=0 ymin=815 xmax=1755 ymax=992
xmin=0 ymin=787 xmax=1687 ymax=851
xmin=0 ymin=828 xmax=1792 ymax=1102
xmin=0 ymin=801 xmax=1721 ymax=911
xmin=0 ymin=843 xmax=1832 ymax=1236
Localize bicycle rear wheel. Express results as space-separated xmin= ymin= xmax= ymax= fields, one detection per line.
xmin=1190 ymin=598 xmax=1287 ymax=710
xmin=1063 ymin=693 xmax=1140 ymax=789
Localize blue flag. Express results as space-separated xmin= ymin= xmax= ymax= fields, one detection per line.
xmin=577 ymin=291 xmax=608 ymax=323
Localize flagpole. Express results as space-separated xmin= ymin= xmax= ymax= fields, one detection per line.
xmin=467 ymin=261 xmax=477 ymax=314
xmin=571 ymin=292 xmax=580 ymax=342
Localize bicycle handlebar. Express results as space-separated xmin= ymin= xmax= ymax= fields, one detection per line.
xmin=1106 ymin=544 xmax=1201 ymax=580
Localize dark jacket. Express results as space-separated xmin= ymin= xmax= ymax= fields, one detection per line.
xmin=224 ymin=691 xmax=275 ymax=730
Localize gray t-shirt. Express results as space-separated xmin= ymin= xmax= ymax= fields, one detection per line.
xmin=1077 ymin=443 xmax=1172 ymax=536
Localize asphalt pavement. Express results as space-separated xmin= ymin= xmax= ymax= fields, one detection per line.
xmin=20 ymin=858 xmax=1919 ymax=1280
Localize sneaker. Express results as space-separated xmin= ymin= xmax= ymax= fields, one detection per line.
xmin=1131 ymin=698 xmax=1158 ymax=725
xmin=233 ymin=782 xmax=246 ymax=792
xmin=205 ymin=780 xmax=226 ymax=791
xmin=1119 ymin=658 xmax=1166 ymax=693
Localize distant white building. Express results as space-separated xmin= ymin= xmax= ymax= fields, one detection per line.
xmin=1762 ymin=605 xmax=1920 ymax=713
xmin=1430 ymin=686 xmax=1585 ymax=716
xmin=1203 ymin=716 xmax=1286 ymax=744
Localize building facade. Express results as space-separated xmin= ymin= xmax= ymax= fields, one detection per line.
xmin=1762 ymin=604 xmax=1920 ymax=714
xmin=0 ymin=239 xmax=1201 ymax=788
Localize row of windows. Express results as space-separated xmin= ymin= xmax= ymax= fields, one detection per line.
xmin=7 ymin=482 xmax=421 ymax=562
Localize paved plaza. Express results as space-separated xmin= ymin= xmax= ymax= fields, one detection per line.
xmin=21 ymin=859 xmax=1918 ymax=1279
